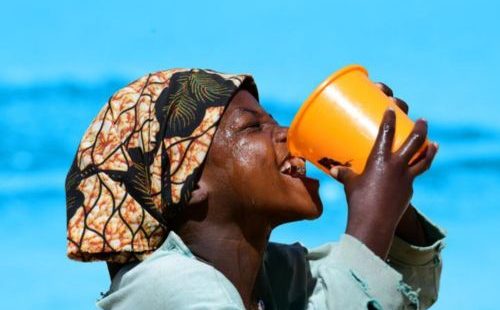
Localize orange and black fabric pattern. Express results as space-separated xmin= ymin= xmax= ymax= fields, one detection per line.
xmin=65 ymin=69 xmax=256 ymax=263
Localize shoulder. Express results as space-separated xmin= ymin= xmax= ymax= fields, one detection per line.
xmin=265 ymin=241 xmax=308 ymax=264
xmin=98 ymin=252 xmax=244 ymax=310
xmin=128 ymin=250 xmax=217 ymax=282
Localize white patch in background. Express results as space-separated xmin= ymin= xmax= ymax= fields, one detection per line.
xmin=319 ymin=180 xmax=342 ymax=204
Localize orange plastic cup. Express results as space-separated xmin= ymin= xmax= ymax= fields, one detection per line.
xmin=288 ymin=65 xmax=429 ymax=175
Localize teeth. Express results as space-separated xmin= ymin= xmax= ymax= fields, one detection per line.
xmin=280 ymin=160 xmax=292 ymax=173
xmin=279 ymin=156 xmax=306 ymax=177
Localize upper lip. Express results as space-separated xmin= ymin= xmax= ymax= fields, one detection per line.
xmin=278 ymin=152 xmax=293 ymax=169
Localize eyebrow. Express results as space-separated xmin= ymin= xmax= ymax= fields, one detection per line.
xmin=231 ymin=106 xmax=276 ymax=124
xmin=236 ymin=107 xmax=260 ymax=115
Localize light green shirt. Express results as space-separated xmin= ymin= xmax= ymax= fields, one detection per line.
xmin=97 ymin=210 xmax=445 ymax=310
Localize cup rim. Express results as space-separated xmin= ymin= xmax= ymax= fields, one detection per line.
xmin=287 ymin=64 xmax=368 ymax=149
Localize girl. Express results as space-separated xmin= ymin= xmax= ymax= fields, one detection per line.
xmin=66 ymin=69 xmax=444 ymax=309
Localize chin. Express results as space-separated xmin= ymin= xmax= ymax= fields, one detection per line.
xmin=276 ymin=193 xmax=323 ymax=224
xmin=299 ymin=196 xmax=324 ymax=220
xmin=284 ymin=175 xmax=323 ymax=219
xmin=276 ymin=154 xmax=324 ymax=222
xmin=300 ymin=177 xmax=323 ymax=218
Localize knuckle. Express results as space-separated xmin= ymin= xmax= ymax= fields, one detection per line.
xmin=382 ymin=84 xmax=393 ymax=96
xmin=400 ymin=102 xmax=409 ymax=112
xmin=393 ymin=155 xmax=406 ymax=166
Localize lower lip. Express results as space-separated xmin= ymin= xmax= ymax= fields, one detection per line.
xmin=298 ymin=175 xmax=320 ymax=188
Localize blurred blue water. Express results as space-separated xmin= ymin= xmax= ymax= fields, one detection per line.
xmin=1 ymin=81 xmax=498 ymax=309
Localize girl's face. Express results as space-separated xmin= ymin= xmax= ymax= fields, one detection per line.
xmin=202 ymin=90 xmax=322 ymax=226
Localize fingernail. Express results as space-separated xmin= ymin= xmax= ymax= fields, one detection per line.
xmin=388 ymin=106 xmax=395 ymax=112
xmin=434 ymin=142 xmax=439 ymax=150
xmin=417 ymin=118 xmax=428 ymax=127
xmin=329 ymin=167 xmax=339 ymax=178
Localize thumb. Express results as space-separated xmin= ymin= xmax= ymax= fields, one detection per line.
xmin=329 ymin=166 xmax=356 ymax=184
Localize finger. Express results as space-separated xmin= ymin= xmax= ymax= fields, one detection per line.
xmin=409 ymin=142 xmax=438 ymax=177
xmin=391 ymin=97 xmax=409 ymax=114
xmin=330 ymin=166 xmax=356 ymax=183
xmin=374 ymin=82 xmax=410 ymax=115
xmin=397 ymin=119 xmax=428 ymax=162
xmin=375 ymin=82 xmax=394 ymax=97
xmin=368 ymin=108 xmax=396 ymax=163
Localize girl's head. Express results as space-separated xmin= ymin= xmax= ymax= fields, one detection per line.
xmin=65 ymin=69 xmax=321 ymax=263
xmin=186 ymin=89 xmax=322 ymax=229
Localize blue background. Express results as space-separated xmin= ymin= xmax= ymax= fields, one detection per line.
xmin=1 ymin=1 xmax=498 ymax=308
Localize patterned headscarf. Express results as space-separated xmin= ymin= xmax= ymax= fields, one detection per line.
xmin=65 ymin=69 xmax=257 ymax=263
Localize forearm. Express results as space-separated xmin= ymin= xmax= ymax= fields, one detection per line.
xmin=346 ymin=203 xmax=429 ymax=258
xmin=345 ymin=212 xmax=397 ymax=260
xmin=394 ymin=203 xmax=428 ymax=246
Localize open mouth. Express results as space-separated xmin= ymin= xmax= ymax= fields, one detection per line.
xmin=279 ymin=155 xmax=307 ymax=178
xmin=279 ymin=154 xmax=320 ymax=195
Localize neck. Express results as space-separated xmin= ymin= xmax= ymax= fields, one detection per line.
xmin=176 ymin=214 xmax=271 ymax=309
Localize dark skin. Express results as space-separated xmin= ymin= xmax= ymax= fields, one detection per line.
xmin=332 ymin=82 xmax=438 ymax=258
xmin=170 ymin=90 xmax=323 ymax=309
xmin=107 ymin=85 xmax=438 ymax=309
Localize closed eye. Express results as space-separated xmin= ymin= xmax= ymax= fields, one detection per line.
xmin=247 ymin=122 xmax=261 ymax=130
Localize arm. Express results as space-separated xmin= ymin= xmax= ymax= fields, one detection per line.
xmin=333 ymin=107 xmax=438 ymax=259
xmin=304 ymin=209 xmax=445 ymax=310
xmin=330 ymin=82 xmax=439 ymax=259
xmin=263 ymin=207 xmax=444 ymax=310
xmin=395 ymin=204 xmax=428 ymax=246
xmin=323 ymin=84 xmax=443 ymax=308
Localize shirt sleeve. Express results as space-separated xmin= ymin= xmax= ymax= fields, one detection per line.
xmin=305 ymin=210 xmax=445 ymax=310
xmin=387 ymin=209 xmax=446 ymax=309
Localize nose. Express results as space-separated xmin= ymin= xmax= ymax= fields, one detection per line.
xmin=274 ymin=126 xmax=288 ymax=143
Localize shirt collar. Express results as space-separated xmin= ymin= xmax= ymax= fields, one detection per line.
xmin=156 ymin=230 xmax=195 ymax=259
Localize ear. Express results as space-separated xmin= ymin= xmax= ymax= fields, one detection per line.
xmin=188 ymin=180 xmax=209 ymax=206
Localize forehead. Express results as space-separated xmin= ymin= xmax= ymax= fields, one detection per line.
xmin=221 ymin=90 xmax=267 ymax=124
xmin=226 ymin=89 xmax=262 ymax=112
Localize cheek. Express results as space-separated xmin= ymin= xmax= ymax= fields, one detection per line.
xmin=232 ymin=137 xmax=274 ymax=170
xmin=230 ymin=137 xmax=279 ymax=192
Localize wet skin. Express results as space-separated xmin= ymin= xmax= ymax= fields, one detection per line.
xmin=170 ymin=90 xmax=324 ymax=309
xmin=108 ymin=86 xmax=438 ymax=309
xmin=333 ymin=82 xmax=438 ymax=259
